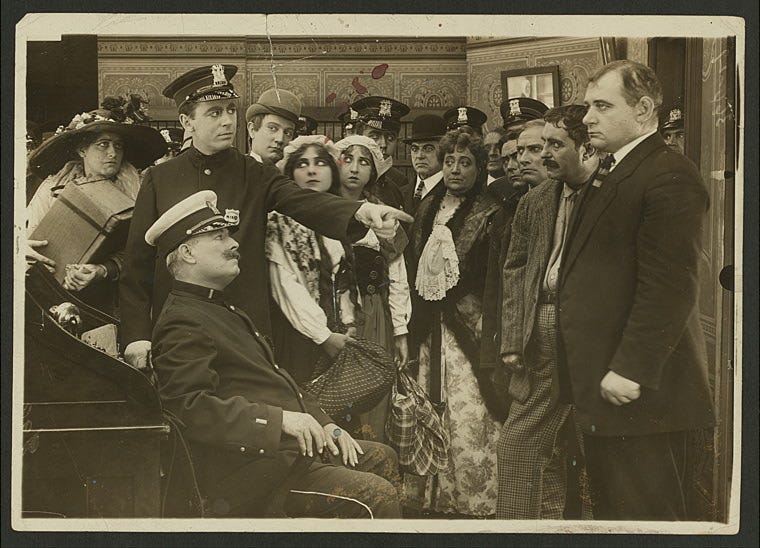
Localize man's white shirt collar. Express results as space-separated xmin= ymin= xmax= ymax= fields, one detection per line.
xmin=416 ymin=170 xmax=443 ymax=198
xmin=249 ymin=150 xmax=263 ymax=163
xmin=610 ymin=129 xmax=658 ymax=171
xmin=486 ymin=173 xmax=498 ymax=186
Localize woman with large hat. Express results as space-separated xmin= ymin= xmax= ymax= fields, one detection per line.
xmin=25 ymin=97 xmax=166 ymax=314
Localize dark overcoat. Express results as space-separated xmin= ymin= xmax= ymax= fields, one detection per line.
xmin=557 ymin=133 xmax=715 ymax=436
xmin=119 ymin=146 xmax=361 ymax=346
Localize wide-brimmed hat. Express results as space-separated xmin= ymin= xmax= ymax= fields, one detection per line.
xmin=334 ymin=135 xmax=393 ymax=178
xmin=28 ymin=107 xmax=167 ymax=178
xmin=499 ymin=97 xmax=549 ymax=132
xmin=443 ymin=106 xmax=488 ymax=133
xmin=245 ymin=88 xmax=302 ymax=124
xmin=402 ymin=114 xmax=447 ymax=144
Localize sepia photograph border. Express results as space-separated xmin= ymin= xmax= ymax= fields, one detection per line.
xmin=5 ymin=6 xmax=754 ymax=542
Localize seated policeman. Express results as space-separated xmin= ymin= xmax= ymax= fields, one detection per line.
xmin=148 ymin=190 xmax=402 ymax=519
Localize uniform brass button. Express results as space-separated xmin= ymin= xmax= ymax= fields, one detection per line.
xmin=258 ymin=449 xmax=265 ymax=455
xmin=373 ymin=256 xmax=384 ymax=265
xmin=369 ymin=271 xmax=378 ymax=280
xmin=229 ymin=305 xmax=235 ymax=311
xmin=366 ymin=284 xmax=376 ymax=294
xmin=204 ymin=168 xmax=212 ymax=175
xmin=273 ymin=363 xmax=279 ymax=369
xmin=240 ymin=446 xmax=246 ymax=452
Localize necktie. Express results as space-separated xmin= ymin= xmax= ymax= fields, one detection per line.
xmin=592 ymin=154 xmax=616 ymax=187
xmin=413 ymin=178 xmax=426 ymax=200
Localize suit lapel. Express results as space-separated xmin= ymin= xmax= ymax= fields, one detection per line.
xmin=560 ymin=133 xmax=665 ymax=283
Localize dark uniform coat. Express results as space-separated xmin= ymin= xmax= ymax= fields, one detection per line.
xmin=152 ymin=281 xmax=332 ymax=514
xmin=119 ymin=146 xmax=361 ymax=346
xmin=478 ymin=176 xmax=527 ymax=421
xmin=373 ymin=165 xmax=406 ymax=210
xmin=557 ymin=133 xmax=715 ymax=436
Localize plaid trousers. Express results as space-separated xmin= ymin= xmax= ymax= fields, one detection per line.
xmin=497 ymin=303 xmax=577 ymax=519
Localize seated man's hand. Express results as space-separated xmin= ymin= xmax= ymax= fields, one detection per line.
xmin=323 ymin=423 xmax=364 ymax=467
xmin=25 ymin=239 xmax=56 ymax=272
xmin=355 ymin=203 xmax=413 ymax=240
xmin=124 ymin=340 xmax=152 ymax=370
xmin=282 ymin=410 xmax=327 ymax=457
xmin=501 ymin=352 xmax=524 ymax=373
xmin=320 ymin=332 xmax=352 ymax=359
xmin=62 ymin=263 xmax=107 ymax=291
xmin=600 ymin=370 xmax=641 ymax=406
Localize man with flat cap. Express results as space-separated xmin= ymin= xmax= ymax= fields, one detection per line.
xmin=120 ymin=64 xmax=412 ymax=370
xmin=246 ymin=87 xmax=301 ymax=164
xmin=660 ymin=106 xmax=685 ymax=155
xmin=148 ymin=190 xmax=402 ymax=518
xmin=400 ymin=114 xmax=447 ymax=215
xmin=442 ymin=105 xmax=488 ymax=137
xmin=352 ymin=95 xmax=410 ymax=208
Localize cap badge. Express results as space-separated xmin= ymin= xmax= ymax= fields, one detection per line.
xmin=668 ymin=108 xmax=683 ymax=123
xmin=206 ymin=201 xmax=220 ymax=215
xmin=160 ymin=129 xmax=172 ymax=142
xmin=349 ymin=108 xmax=358 ymax=121
xmin=379 ymin=100 xmax=393 ymax=118
xmin=211 ymin=64 xmax=228 ymax=87
xmin=457 ymin=107 xmax=468 ymax=124
xmin=224 ymin=209 xmax=240 ymax=225
xmin=509 ymin=99 xmax=522 ymax=116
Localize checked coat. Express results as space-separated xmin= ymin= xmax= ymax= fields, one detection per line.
xmin=497 ymin=179 xmax=576 ymax=519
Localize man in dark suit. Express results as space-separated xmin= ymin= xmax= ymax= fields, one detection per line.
xmin=148 ymin=190 xmax=401 ymax=518
xmin=119 ymin=64 xmax=412 ymax=370
xmin=558 ymin=60 xmax=715 ymax=520
xmin=400 ymin=114 xmax=446 ymax=215
xmin=497 ymin=104 xmax=600 ymax=518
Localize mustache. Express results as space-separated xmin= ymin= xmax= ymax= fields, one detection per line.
xmin=543 ymin=160 xmax=559 ymax=169
xmin=223 ymin=250 xmax=240 ymax=260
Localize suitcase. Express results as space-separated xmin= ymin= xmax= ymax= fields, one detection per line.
xmin=30 ymin=179 xmax=135 ymax=284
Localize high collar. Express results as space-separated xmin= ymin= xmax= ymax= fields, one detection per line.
xmin=171 ymin=279 xmax=227 ymax=304
xmin=610 ymin=129 xmax=658 ymax=170
xmin=187 ymin=146 xmax=235 ymax=169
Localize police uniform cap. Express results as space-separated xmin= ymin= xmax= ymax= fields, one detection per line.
xmin=499 ymin=97 xmax=549 ymax=132
xmin=443 ymin=106 xmax=488 ymax=132
xmin=661 ymin=107 xmax=684 ymax=130
xmin=296 ymin=115 xmax=319 ymax=136
xmin=145 ymin=190 xmax=239 ymax=257
xmin=351 ymin=96 xmax=410 ymax=133
xmin=162 ymin=64 xmax=240 ymax=110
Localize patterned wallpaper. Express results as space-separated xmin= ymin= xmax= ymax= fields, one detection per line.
xmin=466 ymin=37 xmax=605 ymax=131
xmin=98 ymin=38 xmax=468 ymax=123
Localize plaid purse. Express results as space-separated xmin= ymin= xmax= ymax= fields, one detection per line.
xmin=385 ymin=364 xmax=450 ymax=476
xmin=302 ymin=337 xmax=396 ymax=418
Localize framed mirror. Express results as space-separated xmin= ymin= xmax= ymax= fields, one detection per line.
xmin=501 ymin=65 xmax=560 ymax=108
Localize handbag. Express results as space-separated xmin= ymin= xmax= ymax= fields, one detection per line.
xmin=302 ymin=337 xmax=395 ymax=418
xmin=385 ymin=364 xmax=450 ymax=476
